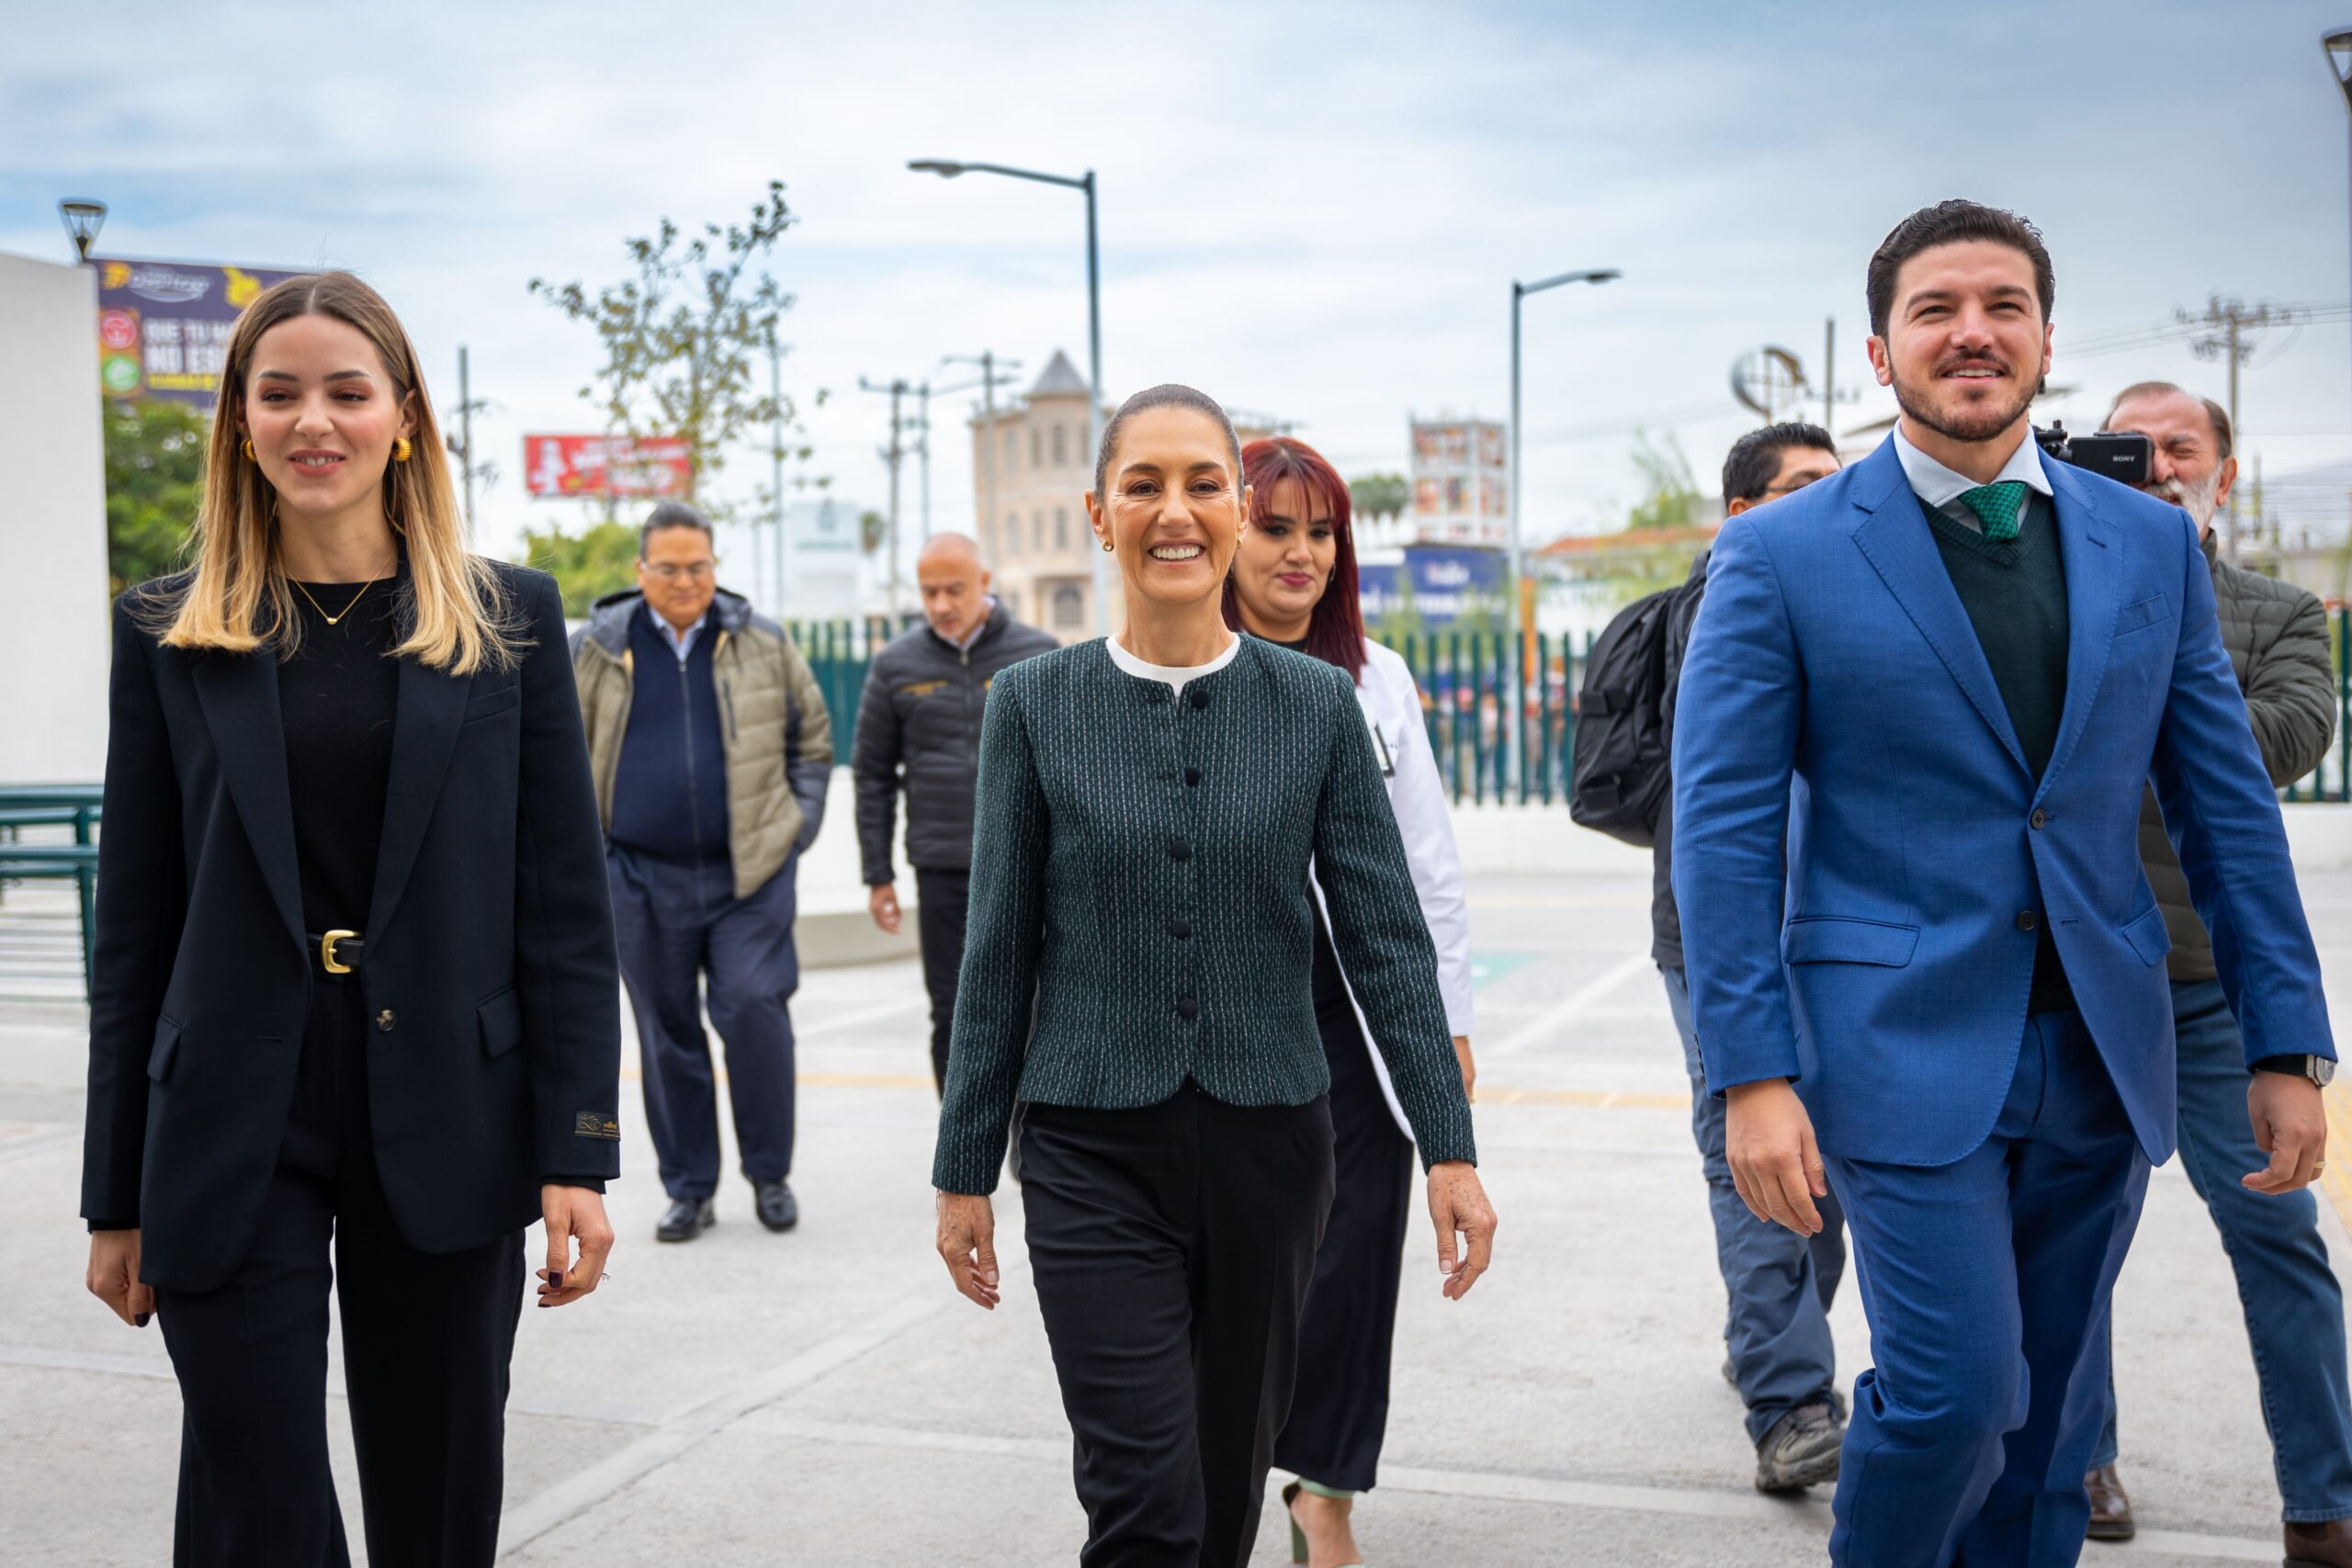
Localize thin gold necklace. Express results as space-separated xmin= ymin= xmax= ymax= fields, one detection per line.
xmin=290 ymin=573 xmax=384 ymax=626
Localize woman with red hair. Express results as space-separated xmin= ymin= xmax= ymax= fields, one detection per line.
xmin=1224 ymin=437 xmax=1477 ymax=1568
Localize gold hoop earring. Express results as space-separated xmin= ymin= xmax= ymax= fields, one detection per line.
xmin=393 ymin=436 xmax=413 ymax=463
xmin=240 ymin=438 xmax=255 ymax=462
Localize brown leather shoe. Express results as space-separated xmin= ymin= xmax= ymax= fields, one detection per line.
xmin=2084 ymin=1464 xmax=2134 ymax=1542
xmin=2285 ymin=1517 xmax=2352 ymax=1567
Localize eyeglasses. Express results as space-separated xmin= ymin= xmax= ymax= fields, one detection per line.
xmin=643 ymin=561 xmax=716 ymax=581
xmin=1759 ymin=476 xmax=1823 ymax=499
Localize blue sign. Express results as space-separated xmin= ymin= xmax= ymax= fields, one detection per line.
xmin=1357 ymin=546 xmax=1506 ymax=627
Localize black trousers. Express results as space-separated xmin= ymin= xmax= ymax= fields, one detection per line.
xmin=914 ymin=865 xmax=970 ymax=1092
xmin=1273 ymin=1002 xmax=1416 ymax=1493
xmin=155 ymin=975 xmax=526 ymax=1568
xmin=1020 ymin=1081 xmax=1336 ymax=1568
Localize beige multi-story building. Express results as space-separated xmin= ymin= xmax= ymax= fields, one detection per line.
xmin=969 ymin=349 xmax=1282 ymax=641
xmin=969 ymin=351 xmax=1103 ymax=639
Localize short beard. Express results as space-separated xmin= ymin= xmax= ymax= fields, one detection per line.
xmin=1891 ymin=367 xmax=2035 ymax=447
xmin=2144 ymin=468 xmax=2222 ymax=535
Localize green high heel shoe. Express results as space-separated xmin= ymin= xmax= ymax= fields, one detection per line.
xmin=1282 ymin=1478 xmax=1364 ymax=1567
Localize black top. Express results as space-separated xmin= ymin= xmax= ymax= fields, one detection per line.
xmin=280 ymin=570 xmax=404 ymax=934
xmin=1919 ymin=489 xmax=2075 ymax=1013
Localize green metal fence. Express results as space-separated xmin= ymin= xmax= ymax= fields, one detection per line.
xmin=782 ymin=613 xmax=2352 ymax=810
xmin=11 ymin=607 xmax=2352 ymax=1000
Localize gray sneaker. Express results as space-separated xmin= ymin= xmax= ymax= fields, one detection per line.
xmin=1755 ymin=1401 xmax=1844 ymax=1493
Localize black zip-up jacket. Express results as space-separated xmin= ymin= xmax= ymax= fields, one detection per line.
xmin=852 ymin=603 xmax=1057 ymax=885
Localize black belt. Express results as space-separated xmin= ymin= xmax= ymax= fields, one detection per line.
xmin=307 ymin=930 xmax=366 ymax=976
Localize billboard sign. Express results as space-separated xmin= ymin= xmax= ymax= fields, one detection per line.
xmin=1357 ymin=545 xmax=1507 ymax=628
xmin=523 ymin=434 xmax=692 ymax=500
xmin=92 ymin=257 xmax=308 ymax=408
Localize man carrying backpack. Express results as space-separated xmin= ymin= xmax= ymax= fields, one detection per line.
xmin=1657 ymin=423 xmax=1846 ymax=1491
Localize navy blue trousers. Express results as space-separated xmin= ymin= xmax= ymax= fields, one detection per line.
xmin=2095 ymin=978 xmax=2352 ymax=1521
xmin=1826 ymin=1008 xmax=2150 ymax=1568
xmin=606 ymin=844 xmax=799 ymax=1200
xmin=1663 ymin=964 xmax=1847 ymax=1441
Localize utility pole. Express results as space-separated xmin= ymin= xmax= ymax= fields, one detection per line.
xmin=768 ymin=327 xmax=787 ymax=615
xmin=446 ymin=345 xmax=494 ymax=542
xmin=860 ymin=376 xmax=911 ymax=615
xmin=1823 ymin=318 xmax=1836 ymax=443
xmin=943 ymin=352 xmax=1023 ymax=553
xmin=2177 ymin=295 xmax=2292 ymax=561
xmin=458 ymin=346 xmax=476 ymax=536
xmin=916 ymin=381 xmax=933 ymax=544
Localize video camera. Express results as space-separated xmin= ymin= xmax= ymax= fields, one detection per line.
xmin=2034 ymin=422 xmax=2152 ymax=488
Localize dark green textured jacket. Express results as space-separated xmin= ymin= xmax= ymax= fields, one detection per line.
xmin=931 ymin=637 xmax=1477 ymax=1194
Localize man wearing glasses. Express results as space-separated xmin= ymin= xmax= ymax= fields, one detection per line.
xmin=1655 ymin=423 xmax=1846 ymax=1491
xmin=571 ymin=502 xmax=834 ymax=1243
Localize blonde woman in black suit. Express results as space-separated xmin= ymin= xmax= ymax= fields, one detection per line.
xmin=81 ymin=272 xmax=620 ymax=1568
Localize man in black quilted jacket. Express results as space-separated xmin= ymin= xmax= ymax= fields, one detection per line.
xmin=2085 ymin=382 xmax=2349 ymax=1565
xmin=852 ymin=533 xmax=1057 ymax=1089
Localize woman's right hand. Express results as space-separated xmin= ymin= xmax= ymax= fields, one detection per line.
xmin=935 ymin=1191 xmax=1001 ymax=1310
xmin=86 ymin=1229 xmax=154 ymax=1327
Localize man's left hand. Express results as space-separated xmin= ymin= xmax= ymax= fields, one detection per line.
xmin=2245 ymin=1071 xmax=2329 ymax=1194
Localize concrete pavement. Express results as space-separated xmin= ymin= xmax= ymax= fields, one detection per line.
xmin=6 ymin=869 xmax=2351 ymax=1563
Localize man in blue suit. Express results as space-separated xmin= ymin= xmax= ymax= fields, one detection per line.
xmin=1672 ymin=198 xmax=2334 ymax=1568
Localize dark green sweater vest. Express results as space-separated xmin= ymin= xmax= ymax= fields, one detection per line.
xmin=1919 ymin=489 xmax=2074 ymax=1012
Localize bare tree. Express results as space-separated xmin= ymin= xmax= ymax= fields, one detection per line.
xmin=529 ymin=180 xmax=822 ymax=507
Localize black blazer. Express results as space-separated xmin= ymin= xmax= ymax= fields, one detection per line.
xmin=80 ymin=562 xmax=623 ymax=1292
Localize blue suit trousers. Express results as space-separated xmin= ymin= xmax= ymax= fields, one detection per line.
xmin=1826 ymin=1008 xmax=2150 ymax=1568
xmin=606 ymin=843 xmax=800 ymax=1199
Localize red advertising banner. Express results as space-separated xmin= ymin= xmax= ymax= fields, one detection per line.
xmin=522 ymin=434 xmax=692 ymax=499
xmin=93 ymin=256 xmax=310 ymax=408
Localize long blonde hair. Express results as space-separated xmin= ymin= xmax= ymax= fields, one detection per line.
xmin=157 ymin=271 xmax=516 ymax=673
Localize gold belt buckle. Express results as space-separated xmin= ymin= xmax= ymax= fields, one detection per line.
xmin=320 ymin=930 xmax=358 ymax=975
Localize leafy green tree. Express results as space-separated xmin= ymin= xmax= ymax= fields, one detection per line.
xmin=1624 ymin=431 xmax=1702 ymax=533
xmin=523 ymin=518 xmax=641 ymax=618
xmin=1349 ymin=471 xmax=1410 ymax=525
xmin=860 ymin=510 xmax=888 ymax=555
xmin=529 ymin=181 xmax=824 ymax=510
xmin=103 ymin=400 xmax=209 ymax=595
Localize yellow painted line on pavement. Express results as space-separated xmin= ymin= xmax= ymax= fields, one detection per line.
xmin=618 ymin=1063 xmax=1687 ymax=1110
xmin=1476 ymin=1086 xmax=1688 ymax=1110
xmin=2323 ymin=1081 xmax=2352 ymax=1235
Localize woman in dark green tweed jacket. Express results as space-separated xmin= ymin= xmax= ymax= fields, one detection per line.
xmin=932 ymin=383 xmax=1498 ymax=1567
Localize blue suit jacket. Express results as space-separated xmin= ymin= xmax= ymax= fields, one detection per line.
xmin=1670 ymin=436 xmax=2331 ymax=1167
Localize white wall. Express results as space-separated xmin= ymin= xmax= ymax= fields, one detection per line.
xmin=0 ymin=252 xmax=108 ymax=784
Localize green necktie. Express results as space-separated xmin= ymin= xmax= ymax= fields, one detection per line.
xmin=1959 ymin=480 xmax=2029 ymax=542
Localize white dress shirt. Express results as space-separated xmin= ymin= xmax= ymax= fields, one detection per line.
xmin=1893 ymin=420 xmax=2053 ymax=513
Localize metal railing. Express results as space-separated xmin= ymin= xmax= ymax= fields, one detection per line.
xmin=10 ymin=607 xmax=2350 ymax=1000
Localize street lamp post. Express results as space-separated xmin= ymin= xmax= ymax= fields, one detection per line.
xmin=58 ymin=199 xmax=106 ymax=263
xmin=2326 ymin=30 xmax=2352 ymax=456
xmin=1508 ymin=267 xmax=1620 ymax=791
xmin=1508 ymin=268 xmax=1621 ymax=648
xmin=911 ymin=159 xmax=1108 ymax=635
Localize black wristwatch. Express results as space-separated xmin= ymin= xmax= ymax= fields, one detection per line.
xmin=2252 ymin=1054 xmax=2336 ymax=1088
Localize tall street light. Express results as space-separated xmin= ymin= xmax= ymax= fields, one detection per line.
xmin=1509 ymin=267 xmax=1621 ymax=643
xmin=1509 ymin=266 xmax=1618 ymax=796
xmin=910 ymin=159 xmax=1108 ymax=634
xmin=58 ymin=199 xmax=107 ymax=263
xmin=2326 ymin=30 xmax=2352 ymax=446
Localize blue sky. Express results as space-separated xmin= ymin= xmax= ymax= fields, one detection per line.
xmin=4 ymin=0 xmax=2349 ymax=572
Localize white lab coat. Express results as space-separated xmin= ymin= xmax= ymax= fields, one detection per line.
xmin=1306 ymin=638 xmax=1475 ymax=1140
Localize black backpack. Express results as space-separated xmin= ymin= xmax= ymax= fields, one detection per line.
xmin=1568 ymin=551 xmax=1709 ymax=846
